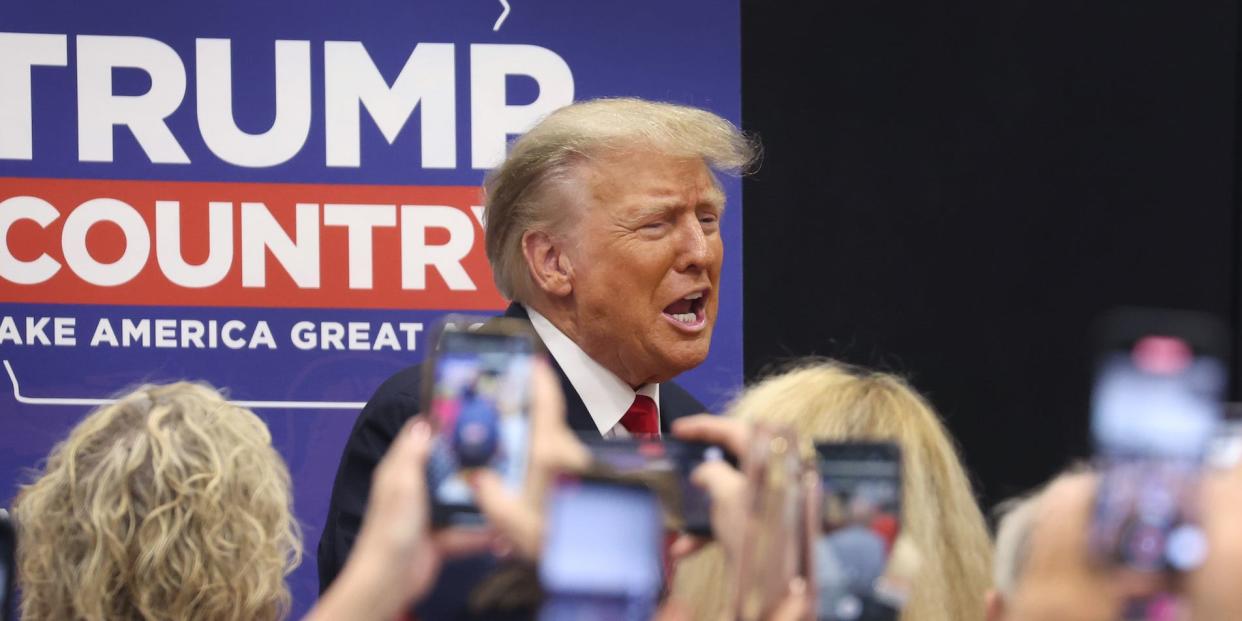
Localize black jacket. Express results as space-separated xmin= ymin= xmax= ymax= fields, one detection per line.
xmin=316 ymin=303 xmax=708 ymax=616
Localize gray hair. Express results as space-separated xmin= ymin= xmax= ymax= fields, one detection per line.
xmin=991 ymin=463 xmax=1093 ymax=598
xmin=991 ymin=492 xmax=1041 ymax=598
xmin=482 ymin=97 xmax=758 ymax=302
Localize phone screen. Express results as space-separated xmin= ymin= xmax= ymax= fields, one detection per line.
xmin=1089 ymin=311 xmax=1228 ymax=573
xmin=425 ymin=326 xmax=536 ymax=525
xmin=583 ymin=438 xmax=726 ymax=536
xmin=813 ymin=443 xmax=903 ymax=621
xmin=538 ymin=477 xmax=663 ymax=621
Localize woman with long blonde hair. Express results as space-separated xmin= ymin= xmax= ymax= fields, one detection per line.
xmin=13 ymin=382 xmax=302 ymax=621
xmin=672 ymin=360 xmax=994 ymax=621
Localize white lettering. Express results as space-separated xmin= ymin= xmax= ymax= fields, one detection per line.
xmin=347 ymin=321 xmax=370 ymax=350
xmin=0 ymin=195 xmax=62 ymax=284
xmin=153 ymin=318 xmax=176 ymax=347
xmin=291 ymin=321 xmax=315 ymax=350
xmin=250 ymin=321 xmax=276 ymax=349
xmin=321 ymin=321 xmax=345 ymax=350
xmin=399 ymin=322 xmax=423 ymax=350
xmin=90 ymin=318 xmax=118 ymax=346
xmin=53 ymin=317 xmax=75 ymax=345
xmin=122 ymin=318 xmax=150 ymax=347
xmin=24 ymin=316 xmax=50 ymax=345
xmin=61 ymin=198 xmax=151 ymax=286
xmin=156 ymin=200 xmax=233 ymax=287
xmin=241 ymin=202 xmax=320 ymax=288
xmin=324 ymin=41 xmax=455 ymax=168
xmin=470 ymin=44 xmax=574 ymax=168
xmin=323 ymin=203 xmax=396 ymax=289
xmin=0 ymin=317 xmax=18 ymax=345
xmin=181 ymin=319 xmax=206 ymax=348
xmin=373 ymin=322 xmax=400 ymax=350
xmin=401 ymin=205 xmax=475 ymax=290
xmin=77 ymin=35 xmax=189 ymax=164
xmin=221 ymin=319 xmax=246 ymax=348
xmin=196 ymin=39 xmax=312 ymax=167
xmin=0 ymin=33 xmax=68 ymax=160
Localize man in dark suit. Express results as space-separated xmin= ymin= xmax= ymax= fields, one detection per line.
xmin=317 ymin=97 xmax=756 ymax=616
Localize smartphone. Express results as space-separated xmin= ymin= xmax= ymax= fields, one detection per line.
xmin=1089 ymin=308 xmax=1229 ymax=573
xmin=422 ymin=316 xmax=541 ymax=526
xmin=538 ymin=476 xmax=664 ymax=621
xmin=582 ymin=437 xmax=729 ymax=536
xmin=1 ymin=509 xmax=14 ymax=621
xmin=811 ymin=442 xmax=903 ymax=621
xmin=733 ymin=424 xmax=808 ymax=621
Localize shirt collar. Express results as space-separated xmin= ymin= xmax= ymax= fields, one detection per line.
xmin=525 ymin=307 xmax=660 ymax=435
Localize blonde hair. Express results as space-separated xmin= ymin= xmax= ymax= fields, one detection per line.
xmin=13 ymin=382 xmax=302 ymax=621
xmin=482 ymin=97 xmax=758 ymax=302
xmin=672 ymin=361 xmax=994 ymax=621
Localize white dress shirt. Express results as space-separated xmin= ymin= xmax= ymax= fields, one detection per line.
xmin=526 ymin=307 xmax=660 ymax=437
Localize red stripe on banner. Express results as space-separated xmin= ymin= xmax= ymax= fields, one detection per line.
xmin=0 ymin=177 xmax=509 ymax=311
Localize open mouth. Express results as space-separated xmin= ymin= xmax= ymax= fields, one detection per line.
xmin=662 ymin=291 xmax=708 ymax=331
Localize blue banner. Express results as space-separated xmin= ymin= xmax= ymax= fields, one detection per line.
xmin=0 ymin=1 xmax=740 ymax=614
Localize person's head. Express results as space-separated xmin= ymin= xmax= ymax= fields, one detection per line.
xmin=483 ymin=97 xmax=757 ymax=387
xmin=672 ymin=360 xmax=993 ymax=621
xmin=13 ymin=382 xmax=301 ymax=621
xmin=998 ymin=471 xmax=1139 ymax=621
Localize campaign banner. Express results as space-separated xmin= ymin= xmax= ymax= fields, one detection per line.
xmin=0 ymin=1 xmax=741 ymax=614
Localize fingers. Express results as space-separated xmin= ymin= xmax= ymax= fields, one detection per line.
xmin=530 ymin=358 xmax=567 ymax=430
xmin=691 ymin=460 xmax=747 ymax=500
xmin=432 ymin=528 xmax=497 ymax=558
xmin=669 ymin=534 xmax=708 ymax=560
xmin=690 ymin=460 xmax=749 ymax=560
xmin=525 ymin=359 xmax=590 ymax=502
xmin=671 ymin=414 xmax=751 ymax=458
xmin=652 ymin=599 xmax=693 ymax=621
xmin=469 ymin=469 xmax=544 ymax=559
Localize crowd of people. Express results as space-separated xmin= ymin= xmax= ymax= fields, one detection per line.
xmin=4 ymin=97 xmax=1240 ymax=621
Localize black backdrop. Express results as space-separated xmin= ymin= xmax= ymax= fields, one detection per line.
xmin=739 ymin=0 xmax=1238 ymax=508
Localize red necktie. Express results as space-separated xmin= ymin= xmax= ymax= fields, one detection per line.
xmin=619 ymin=394 xmax=660 ymax=438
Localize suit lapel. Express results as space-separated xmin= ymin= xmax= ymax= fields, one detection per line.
xmin=502 ymin=303 xmax=601 ymax=435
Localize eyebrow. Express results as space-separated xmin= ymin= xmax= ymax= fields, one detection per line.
xmin=630 ymin=187 xmax=727 ymax=221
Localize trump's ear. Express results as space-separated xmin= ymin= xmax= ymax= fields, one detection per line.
xmin=521 ymin=230 xmax=573 ymax=297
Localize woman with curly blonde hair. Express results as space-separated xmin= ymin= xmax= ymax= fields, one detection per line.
xmin=672 ymin=360 xmax=994 ymax=621
xmin=13 ymin=382 xmax=301 ymax=621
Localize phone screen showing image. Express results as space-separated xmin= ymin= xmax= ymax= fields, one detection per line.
xmin=583 ymin=437 xmax=727 ymax=536
xmin=425 ymin=327 xmax=536 ymax=526
xmin=814 ymin=442 xmax=903 ymax=621
xmin=1089 ymin=310 xmax=1228 ymax=573
xmin=538 ymin=477 xmax=664 ymax=621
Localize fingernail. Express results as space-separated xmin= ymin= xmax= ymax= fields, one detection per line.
xmin=789 ymin=576 xmax=806 ymax=595
xmin=412 ymin=420 xmax=430 ymax=439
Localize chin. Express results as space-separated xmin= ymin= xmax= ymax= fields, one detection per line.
xmin=654 ymin=347 xmax=711 ymax=380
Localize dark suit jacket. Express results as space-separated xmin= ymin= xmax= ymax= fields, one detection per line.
xmin=316 ymin=303 xmax=708 ymax=616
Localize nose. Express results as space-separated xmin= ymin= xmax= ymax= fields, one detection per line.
xmin=673 ymin=215 xmax=715 ymax=272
